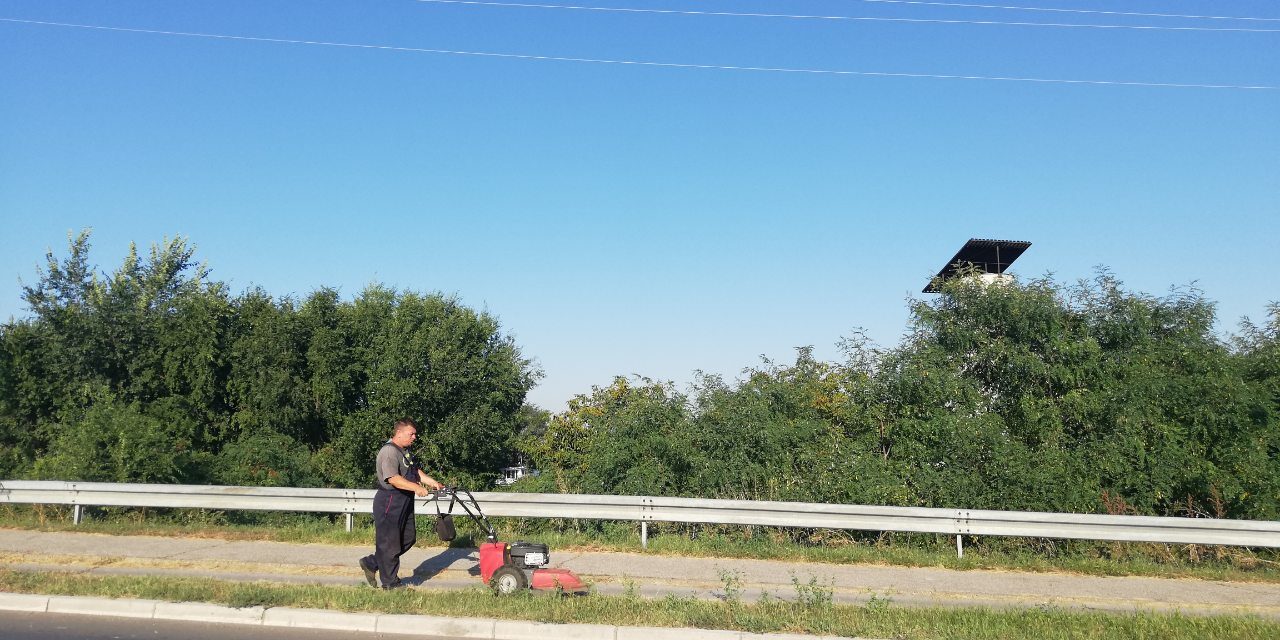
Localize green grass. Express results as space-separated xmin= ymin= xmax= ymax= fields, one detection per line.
xmin=4 ymin=504 xmax=365 ymax=544
xmin=6 ymin=504 xmax=1279 ymax=584
xmin=1 ymin=568 xmax=1275 ymax=640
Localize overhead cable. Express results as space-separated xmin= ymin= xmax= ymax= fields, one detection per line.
xmin=850 ymin=0 xmax=1280 ymax=22
xmin=408 ymin=0 xmax=1280 ymax=32
xmin=2 ymin=18 xmax=1275 ymax=90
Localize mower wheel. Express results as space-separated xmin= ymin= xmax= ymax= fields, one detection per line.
xmin=491 ymin=566 xmax=528 ymax=595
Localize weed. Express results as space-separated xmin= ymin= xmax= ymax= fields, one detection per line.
xmin=717 ymin=567 xmax=743 ymax=605
xmin=864 ymin=591 xmax=892 ymax=615
xmin=789 ymin=571 xmax=834 ymax=609
xmin=620 ymin=575 xmax=640 ymax=600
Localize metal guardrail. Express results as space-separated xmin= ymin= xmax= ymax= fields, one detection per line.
xmin=2 ymin=480 xmax=1277 ymax=550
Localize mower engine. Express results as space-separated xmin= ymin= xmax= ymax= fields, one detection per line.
xmin=479 ymin=540 xmax=587 ymax=595
xmin=430 ymin=487 xmax=587 ymax=595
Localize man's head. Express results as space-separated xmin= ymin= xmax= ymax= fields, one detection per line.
xmin=391 ymin=418 xmax=419 ymax=448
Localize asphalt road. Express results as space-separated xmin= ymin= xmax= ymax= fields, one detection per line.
xmin=0 ymin=610 xmax=466 ymax=640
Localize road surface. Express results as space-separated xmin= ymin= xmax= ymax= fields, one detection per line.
xmin=0 ymin=609 xmax=466 ymax=640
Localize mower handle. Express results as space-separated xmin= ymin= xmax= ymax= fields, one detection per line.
xmin=424 ymin=486 xmax=498 ymax=542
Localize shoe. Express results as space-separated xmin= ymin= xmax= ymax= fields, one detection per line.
xmin=359 ymin=558 xmax=378 ymax=588
xmin=381 ymin=579 xmax=406 ymax=590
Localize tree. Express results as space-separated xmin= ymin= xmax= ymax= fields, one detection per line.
xmin=2 ymin=232 xmax=540 ymax=488
xmin=31 ymin=385 xmax=206 ymax=483
xmin=327 ymin=287 xmax=540 ymax=488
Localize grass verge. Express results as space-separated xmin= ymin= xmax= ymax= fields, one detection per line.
xmin=2 ymin=569 xmax=1277 ymax=640
xmin=6 ymin=504 xmax=1278 ymax=584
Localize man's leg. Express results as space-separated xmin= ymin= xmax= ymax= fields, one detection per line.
xmin=361 ymin=490 xmax=388 ymax=586
xmin=375 ymin=493 xmax=406 ymax=586
xmin=400 ymin=502 xmax=417 ymax=556
xmin=393 ymin=501 xmax=417 ymax=580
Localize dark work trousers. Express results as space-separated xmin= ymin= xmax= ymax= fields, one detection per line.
xmin=363 ymin=470 xmax=419 ymax=586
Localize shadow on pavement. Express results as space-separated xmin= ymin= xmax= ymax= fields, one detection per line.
xmin=409 ymin=546 xmax=477 ymax=584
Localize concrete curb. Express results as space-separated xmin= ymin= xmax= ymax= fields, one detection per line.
xmin=156 ymin=600 xmax=266 ymax=625
xmin=0 ymin=592 xmax=49 ymax=612
xmin=263 ymin=606 xmax=379 ymax=632
xmin=0 ymin=592 xmax=870 ymax=639
xmin=48 ymin=595 xmax=155 ymax=618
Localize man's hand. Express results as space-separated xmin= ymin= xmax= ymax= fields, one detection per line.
xmin=389 ymin=474 xmax=430 ymax=495
xmin=422 ymin=477 xmax=444 ymax=491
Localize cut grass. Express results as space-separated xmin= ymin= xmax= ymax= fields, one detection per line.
xmin=1 ymin=568 xmax=1276 ymax=640
xmin=5 ymin=504 xmax=1278 ymax=584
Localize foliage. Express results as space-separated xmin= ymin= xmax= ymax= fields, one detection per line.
xmin=0 ymin=231 xmax=539 ymax=486
xmin=521 ymin=270 xmax=1280 ymax=521
xmin=3 ymin=232 xmax=1277 ymax=526
xmin=30 ymin=384 xmax=205 ymax=484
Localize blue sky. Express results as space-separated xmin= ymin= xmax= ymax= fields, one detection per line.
xmin=2 ymin=0 xmax=1278 ymax=409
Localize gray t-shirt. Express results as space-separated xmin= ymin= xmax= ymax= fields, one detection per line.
xmin=375 ymin=441 xmax=418 ymax=491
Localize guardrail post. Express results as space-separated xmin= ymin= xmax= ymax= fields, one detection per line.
xmin=73 ymin=504 xmax=83 ymax=525
xmin=343 ymin=489 xmax=359 ymax=533
xmin=640 ymin=497 xmax=655 ymax=550
xmin=954 ymin=510 xmax=972 ymax=558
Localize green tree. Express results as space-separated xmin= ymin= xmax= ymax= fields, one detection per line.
xmin=31 ymin=385 xmax=206 ymax=483
xmin=223 ymin=289 xmax=314 ymax=445
xmin=520 ymin=270 xmax=1278 ymax=521
xmin=214 ymin=430 xmax=318 ymax=487
xmin=326 ymin=287 xmax=539 ymax=488
xmin=3 ymin=232 xmax=540 ymax=488
xmin=524 ymin=377 xmax=694 ymax=496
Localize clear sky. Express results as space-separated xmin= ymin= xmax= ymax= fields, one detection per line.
xmin=2 ymin=1 xmax=1278 ymax=410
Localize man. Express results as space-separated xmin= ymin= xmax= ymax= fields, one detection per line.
xmin=359 ymin=418 xmax=444 ymax=589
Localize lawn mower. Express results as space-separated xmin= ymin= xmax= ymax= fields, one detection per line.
xmin=428 ymin=487 xmax=587 ymax=595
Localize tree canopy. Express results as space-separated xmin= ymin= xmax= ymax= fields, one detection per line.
xmin=0 ymin=231 xmax=540 ymax=488
xmin=518 ymin=273 xmax=1280 ymax=520
xmin=3 ymin=234 xmax=1277 ymax=522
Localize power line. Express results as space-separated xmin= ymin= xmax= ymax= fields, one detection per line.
xmin=849 ymin=0 xmax=1280 ymax=22
xmin=2 ymin=17 xmax=1276 ymax=90
xmin=407 ymin=0 xmax=1280 ymax=32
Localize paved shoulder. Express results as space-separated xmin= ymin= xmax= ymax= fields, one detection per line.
xmin=2 ymin=528 xmax=1278 ymax=618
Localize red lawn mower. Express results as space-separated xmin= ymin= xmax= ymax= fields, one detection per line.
xmin=430 ymin=487 xmax=587 ymax=595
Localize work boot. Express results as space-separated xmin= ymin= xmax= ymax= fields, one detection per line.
xmin=381 ymin=579 xmax=407 ymax=590
xmin=359 ymin=557 xmax=378 ymax=588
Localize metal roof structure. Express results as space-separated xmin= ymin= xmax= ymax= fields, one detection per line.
xmin=923 ymin=238 xmax=1032 ymax=293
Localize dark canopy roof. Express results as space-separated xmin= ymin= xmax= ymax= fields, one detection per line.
xmin=923 ymin=238 xmax=1032 ymax=293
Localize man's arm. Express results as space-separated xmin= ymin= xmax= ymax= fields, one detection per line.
xmin=418 ymin=473 xmax=444 ymax=491
xmin=386 ymin=474 xmax=430 ymax=496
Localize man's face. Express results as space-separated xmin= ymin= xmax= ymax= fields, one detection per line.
xmin=392 ymin=427 xmax=417 ymax=448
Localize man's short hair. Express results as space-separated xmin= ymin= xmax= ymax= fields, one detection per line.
xmin=393 ymin=418 xmax=420 ymax=435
